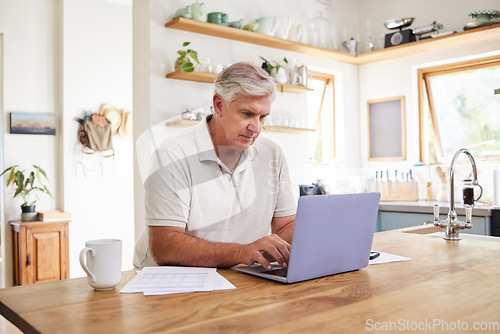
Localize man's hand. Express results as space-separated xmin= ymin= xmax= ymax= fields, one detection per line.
xmin=238 ymin=234 xmax=291 ymax=270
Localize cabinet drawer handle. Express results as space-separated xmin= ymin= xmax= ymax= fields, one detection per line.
xmin=26 ymin=255 xmax=31 ymax=266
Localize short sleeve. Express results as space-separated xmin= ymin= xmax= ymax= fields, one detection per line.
xmin=273 ymin=149 xmax=297 ymax=218
xmin=144 ymin=146 xmax=191 ymax=228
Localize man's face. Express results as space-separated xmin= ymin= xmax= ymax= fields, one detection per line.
xmin=213 ymin=93 xmax=271 ymax=150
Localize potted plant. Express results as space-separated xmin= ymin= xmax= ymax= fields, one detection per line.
xmin=0 ymin=164 xmax=53 ymax=221
xmin=259 ymin=56 xmax=288 ymax=84
xmin=175 ymin=41 xmax=201 ymax=72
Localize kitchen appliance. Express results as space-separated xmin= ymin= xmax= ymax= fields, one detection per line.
xmin=462 ymin=178 xmax=483 ymax=205
xmin=412 ymin=21 xmax=444 ymax=40
xmin=383 ymin=17 xmax=415 ymax=48
xmin=491 ymin=207 xmax=500 ymax=237
xmin=299 ymin=183 xmax=325 ymax=196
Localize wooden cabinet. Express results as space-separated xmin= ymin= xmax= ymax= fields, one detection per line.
xmin=10 ymin=220 xmax=69 ymax=286
xmin=377 ymin=211 xmax=488 ymax=235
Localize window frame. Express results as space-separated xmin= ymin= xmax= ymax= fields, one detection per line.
xmin=310 ymin=71 xmax=336 ymax=164
xmin=418 ymin=55 xmax=500 ymax=163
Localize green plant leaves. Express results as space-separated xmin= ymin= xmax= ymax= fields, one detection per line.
xmin=181 ymin=61 xmax=195 ymax=72
xmin=259 ymin=56 xmax=288 ymax=75
xmin=177 ymin=42 xmax=201 ymax=72
xmin=1 ymin=164 xmax=53 ymax=207
xmin=187 ymin=49 xmax=200 ymax=65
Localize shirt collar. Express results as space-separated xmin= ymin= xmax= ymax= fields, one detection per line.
xmin=194 ymin=114 xmax=260 ymax=167
xmin=194 ymin=115 xmax=218 ymax=162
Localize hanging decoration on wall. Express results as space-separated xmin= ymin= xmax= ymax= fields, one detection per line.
xmin=76 ymin=112 xmax=114 ymax=155
xmin=98 ymin=103 xmax=133 ymax=138
xmin=10 ymin=112 xmax=56 ymax=135
xmin=76 ymin=107 xmax=115 ymax=177
xmin=74 ymin=103 xmax=133 ymax=177
xmin=118 ymin=110 xmax=133 ymax=138
xmin=100 ymin=104 xmax=122 ymax=135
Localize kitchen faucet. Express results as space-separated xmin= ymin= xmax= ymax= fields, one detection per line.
xmin=433 ymin=148 xmax=479 ymax=240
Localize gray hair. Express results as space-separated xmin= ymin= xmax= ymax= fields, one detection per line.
xmin=214 ymin=62 xmax=276 ymax=104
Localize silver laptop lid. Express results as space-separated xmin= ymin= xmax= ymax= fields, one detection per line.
xmin=286 ymin=192 xmax=380 ymax=283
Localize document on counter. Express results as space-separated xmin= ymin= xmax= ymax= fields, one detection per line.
xmin=120 ymin=266 xmax=236 ymax=295
xmin=369 ymin=251 xmax=411 ymax=265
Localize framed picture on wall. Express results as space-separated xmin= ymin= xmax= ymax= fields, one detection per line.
xmin=9 ymin=112 xmax=56 ymax=135
xmin=367 ymin=96 xmax=406 ymax=161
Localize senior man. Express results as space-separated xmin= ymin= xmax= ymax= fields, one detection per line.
xmin=134 ymin=62 xmax=296 ymax=270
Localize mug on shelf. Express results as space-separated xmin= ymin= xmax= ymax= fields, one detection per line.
xmin=207 ymin=12 xmax=228 ymax=25
xmin=190 ymin=1 xmax=206 ymax=21
xmin=228 ymin=19 xmax=243 ymax=29
xmin=79 ymin=239 xmax=122 ymax=290
xmin=255 ymin=17 xmax=279 ymax=36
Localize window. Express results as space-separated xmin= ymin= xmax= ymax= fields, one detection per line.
xmin=418 ymin=56 xmax=500 ymax=163
xmin=308 ymin=72 xmax=335 ymax=164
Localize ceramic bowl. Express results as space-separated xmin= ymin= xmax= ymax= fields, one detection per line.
xmin=384 ymin=17 xmax=414 ymax=30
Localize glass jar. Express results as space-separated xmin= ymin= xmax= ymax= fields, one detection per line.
xmin=305 ymin=12 xmax=333 ymax=49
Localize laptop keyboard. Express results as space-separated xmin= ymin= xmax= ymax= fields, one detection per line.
xmin=263 ymin=267 xmax=288 ymax=277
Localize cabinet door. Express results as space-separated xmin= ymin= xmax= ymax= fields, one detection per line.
xmin=379 ymin=211 xmax=487 ymax=235
xmin=26 ymin=226 xmax=68 ymax=284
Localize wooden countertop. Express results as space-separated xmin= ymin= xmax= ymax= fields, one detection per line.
xmin=1 ymin=228 xmax=499 ymax=333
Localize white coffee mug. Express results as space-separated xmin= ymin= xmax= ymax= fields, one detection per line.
xmin=79 ymin=239 xmax=122 ymax=290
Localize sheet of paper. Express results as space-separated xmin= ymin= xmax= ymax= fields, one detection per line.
xmin=143 ymin=271 xmax=236 ymax=296
xmin=120 ymin=266 xmax=236 ymax=295
xmin=369 ymin=251 xmax=411 ymax=265
xmin=120 ymin=266 xmax=217 ymax=294
xmin=213 ymin=271 xmax=236 ymax=291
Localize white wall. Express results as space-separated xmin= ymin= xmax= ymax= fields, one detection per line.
xmin=0 ymin=0 xmax=59 ymax=287
xmin=61 ymin=0 xmax=135 ymax=278
xmin=0 ymin=0 xmax=135 ymax=286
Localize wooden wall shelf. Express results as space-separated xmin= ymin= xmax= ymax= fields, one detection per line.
xmin=165 ymin=18 xmax=500 ymax=65
xmin=166 ymin=70 xmax=215 ymax=83
xmin=166 ymin=119 xmax=315 ymax=133
xmin=165 ymin=18 xmax=355 ymax=64
xmin=166 ymin=70 xmax=313 ymax=94
xmin=355 ymin=24 xmax=500 ymax=65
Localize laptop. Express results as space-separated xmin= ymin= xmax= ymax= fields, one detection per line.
xmin=234 ymin=192 xmax=381 ymax=283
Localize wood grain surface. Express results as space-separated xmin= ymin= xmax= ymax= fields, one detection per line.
xmin=1 ymin=229 xmax=499 ymax=333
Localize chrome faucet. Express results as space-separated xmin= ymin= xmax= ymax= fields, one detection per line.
xmin=433 ymin=148 xmax=479 ymax=240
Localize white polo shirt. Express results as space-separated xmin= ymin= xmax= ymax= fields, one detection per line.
xmin=133 ymin=115 xmax=297 ymax=268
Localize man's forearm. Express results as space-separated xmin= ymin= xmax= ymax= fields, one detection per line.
xmin=271 ymin=215 xmax=296 ymax=243
xmin=275 ymin=221 xmax=294 ymax=243
xmin=149 ymin=228 xmax=242 ymax=268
